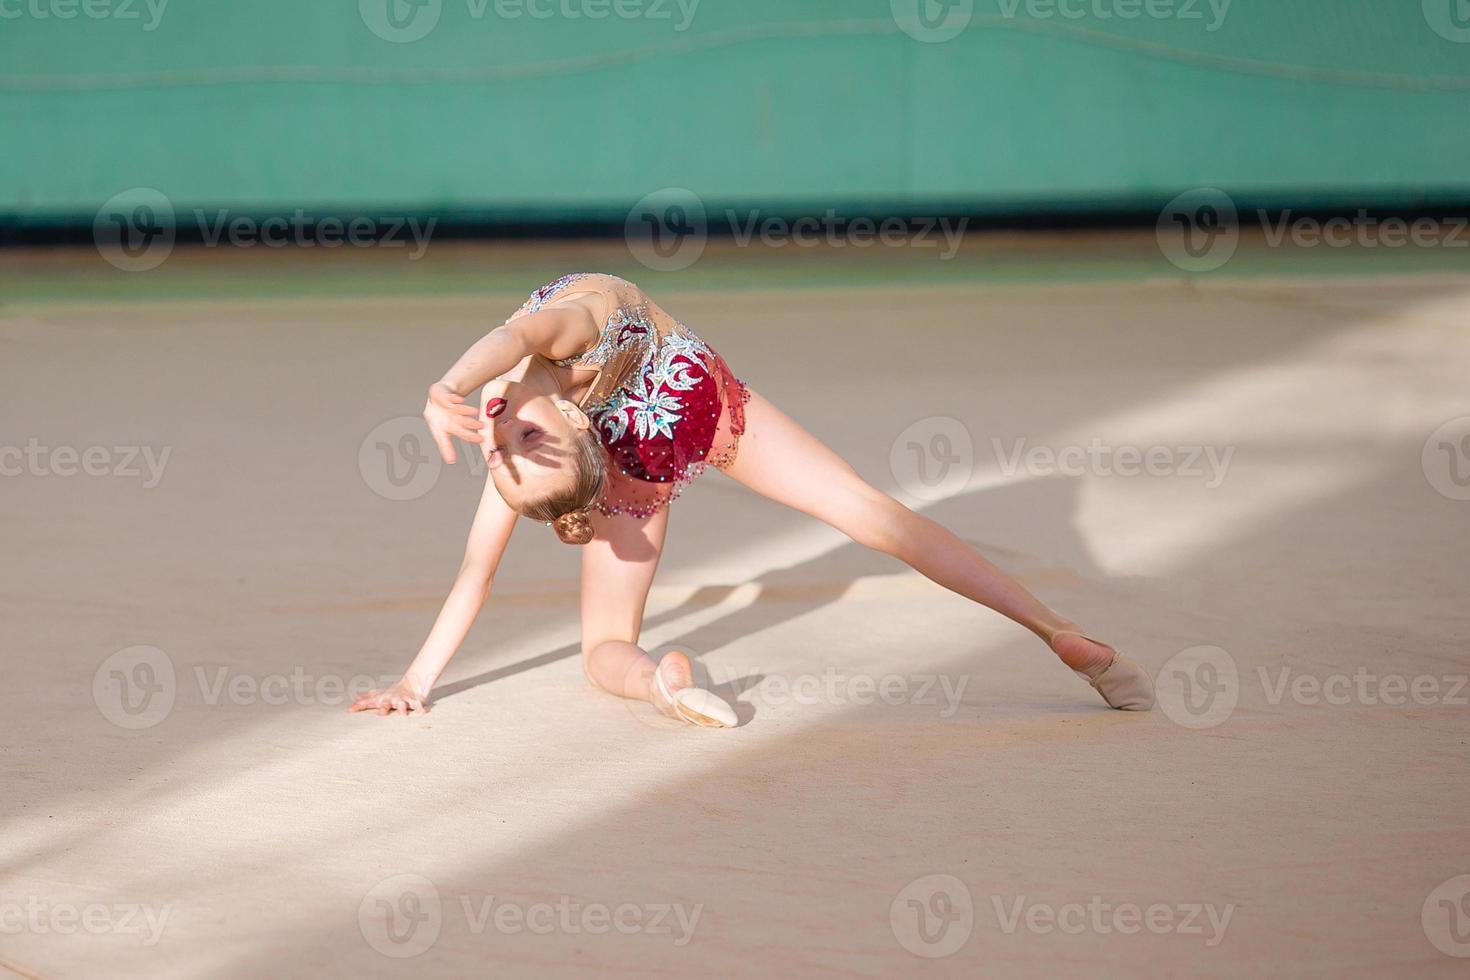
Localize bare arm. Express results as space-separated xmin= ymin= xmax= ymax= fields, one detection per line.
xmin=350 ymin=474 xmax=518 ymax=715
xmin=424 ymin=305 xmax=599 ymax=464
xmin=350 ymin=299 xmax=597 ymax=716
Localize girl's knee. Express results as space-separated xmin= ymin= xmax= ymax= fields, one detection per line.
xmin=840 ymin=489 xmax=914 ymax=556
xmin=581 ymin=638 xmax=650 ymax=695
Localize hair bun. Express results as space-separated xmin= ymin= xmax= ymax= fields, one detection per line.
xmin=551 ymin=509 xmax=594 ymax=545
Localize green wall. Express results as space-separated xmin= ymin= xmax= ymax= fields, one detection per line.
xmin=3 ymin=0 xmax=1469 ymax=222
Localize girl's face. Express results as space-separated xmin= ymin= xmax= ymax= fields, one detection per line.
xmin=481 ymin=379 xmax=588 ymax=506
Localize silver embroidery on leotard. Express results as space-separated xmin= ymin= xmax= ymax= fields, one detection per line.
xmin=526 ymin=273 xmax=588 ymax=314
xmin=594 ymin=323 xmax=713 ymax=444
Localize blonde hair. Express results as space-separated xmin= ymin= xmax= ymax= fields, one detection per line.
xmin=516 ymin=429 xmax=607 ymax=545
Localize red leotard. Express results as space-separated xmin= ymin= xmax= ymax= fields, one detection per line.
xmin=508 ymin=273 xmax=750 ymax=518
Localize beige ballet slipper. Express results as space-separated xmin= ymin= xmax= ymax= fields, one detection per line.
xmin=1051 ymin=630 xmax=1155 ymax=711
xmin=654 ymin=663 xmax=738 ymax=728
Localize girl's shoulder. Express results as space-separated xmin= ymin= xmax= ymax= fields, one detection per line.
xmin=507 ymin=274 xmax=657 ymax=349
xmin=504 ymin=272 xmax=615 ymax=325
xmin=531 ymin=272 xmax=642 ymax=307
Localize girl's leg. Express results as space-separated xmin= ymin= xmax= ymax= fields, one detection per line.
xmin=720 ymin=391 xmax=1114 ymax=674
xmin=578 ymin=505 xmax=694 ymax=709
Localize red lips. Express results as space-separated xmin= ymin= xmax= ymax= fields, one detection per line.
xmin=485 ymin=397 xmax=508 ymax=419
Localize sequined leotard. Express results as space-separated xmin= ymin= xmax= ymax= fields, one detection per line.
xmin=507 ymin=273 xmax=750 ymax=518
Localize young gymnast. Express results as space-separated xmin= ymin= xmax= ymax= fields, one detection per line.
xmin=350 ymin=273 xmax=1154 ymax=725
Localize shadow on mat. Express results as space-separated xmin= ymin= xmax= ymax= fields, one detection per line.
xmin=430 ymin=473 xmax=1104 ymax=714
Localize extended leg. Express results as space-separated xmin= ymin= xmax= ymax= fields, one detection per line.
xmin=720 ymin=391 xmax=1114 ymax=675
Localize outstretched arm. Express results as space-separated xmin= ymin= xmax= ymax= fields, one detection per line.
xmin=424 ymin=305 xmax=599 ymax=464
xmin=350 ymin=473 xmax=519 ymax=716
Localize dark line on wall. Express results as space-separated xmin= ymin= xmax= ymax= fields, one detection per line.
xmin=8 ymin=199 xmax=1470 ymax=246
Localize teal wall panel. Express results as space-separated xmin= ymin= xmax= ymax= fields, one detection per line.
xmin=2 ymin=0 xmax=1468 ymax=220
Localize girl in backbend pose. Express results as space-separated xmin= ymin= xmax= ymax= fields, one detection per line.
xmin=351 ymin=273 xmax=1153 ymax=725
